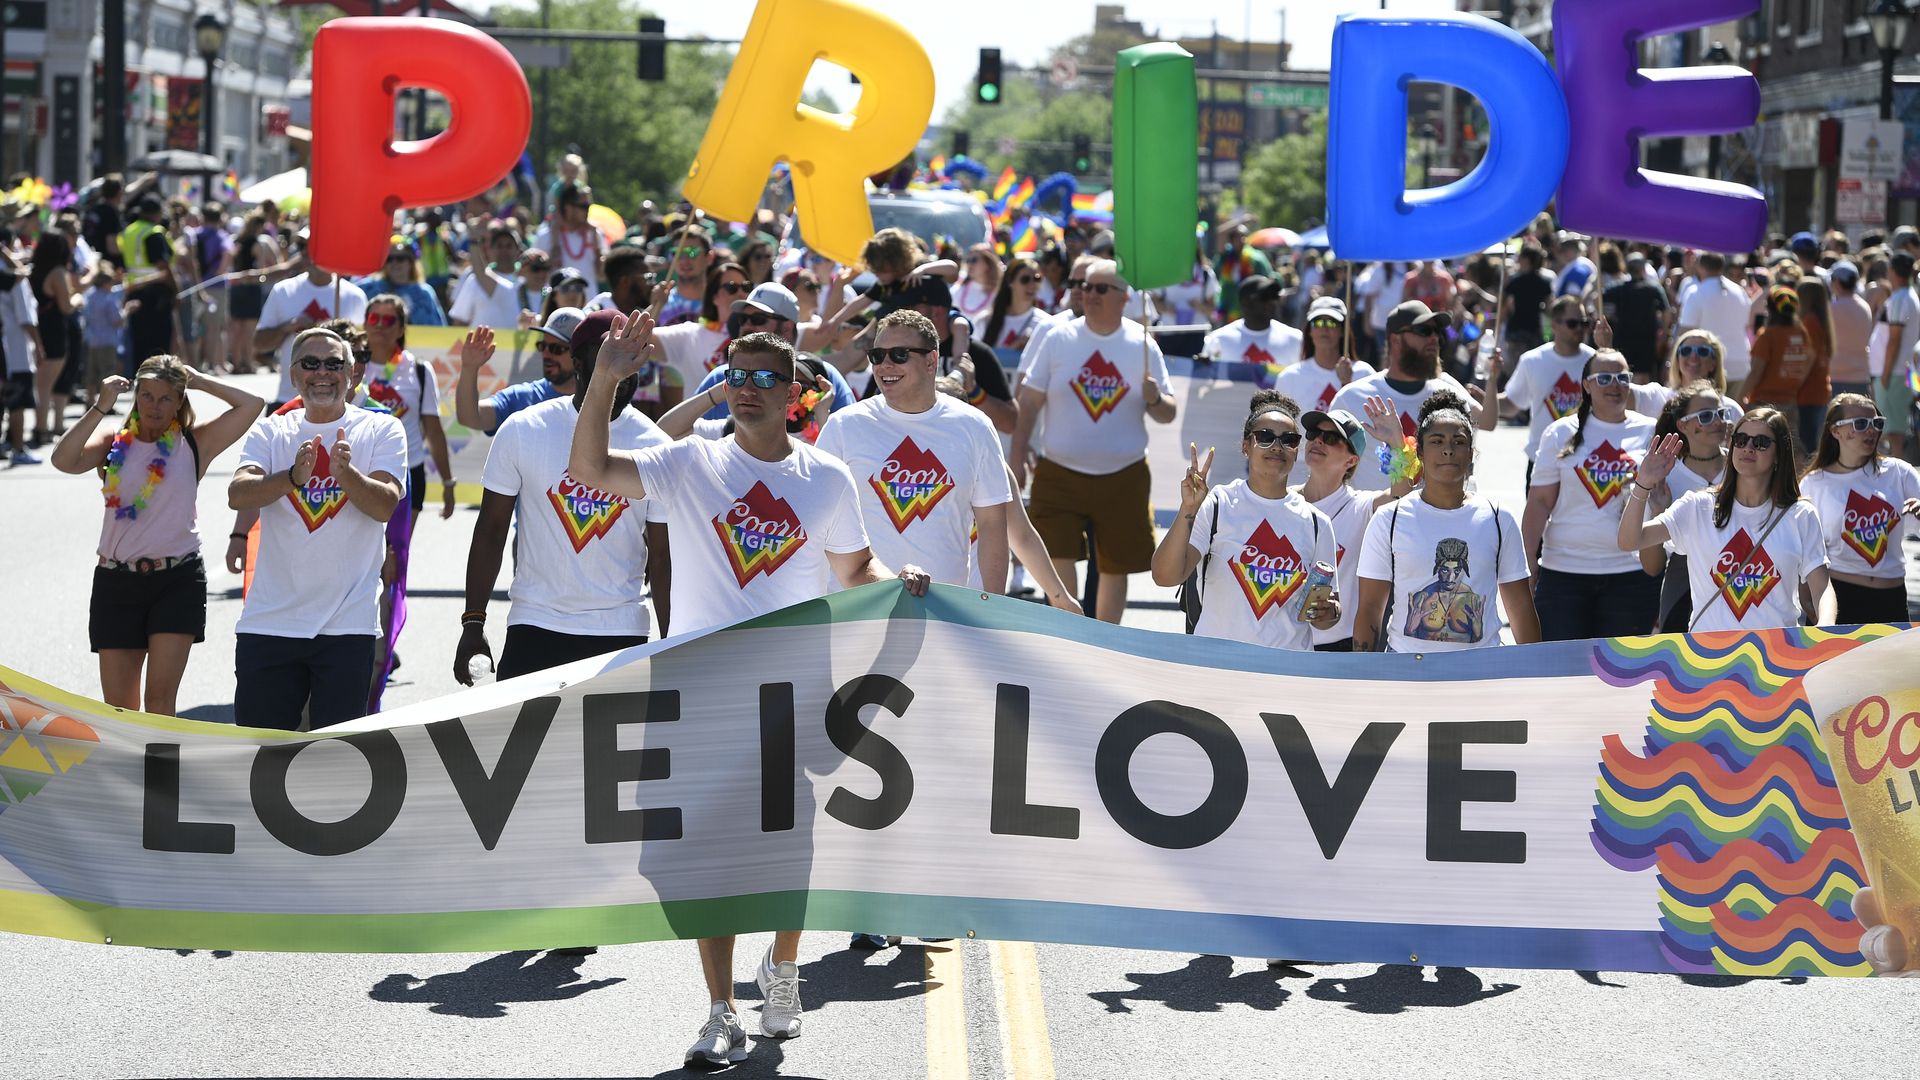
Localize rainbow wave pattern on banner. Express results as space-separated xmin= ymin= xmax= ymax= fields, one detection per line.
xmin=0 ymin=678 xmax=100 ymax=816
xmin=1588 ymin=627 xmax=1901 ymax=976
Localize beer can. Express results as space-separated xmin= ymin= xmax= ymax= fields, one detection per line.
xmin=1296 ymin=560 xmax=1337 ymax=622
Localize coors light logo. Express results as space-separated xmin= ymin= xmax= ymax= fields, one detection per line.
xmin=712 ymin=481 xmax=809 ymax=587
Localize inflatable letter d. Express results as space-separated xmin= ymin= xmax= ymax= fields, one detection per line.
xmin=685 ymin=0 xmax=935 ymax=265
xmin=309 ymin=18 xmax=531 ymax=276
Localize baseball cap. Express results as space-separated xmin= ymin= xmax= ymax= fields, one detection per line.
xmin=1301 ymin=408 xmax=1366 ymax=456
xmin=1307 ymin=296 xmax=1347 ymax=323
xmin=538 ymin=306 xmax=586 ymax=345
xmin=569 ymin=308 xmax=622 ymax=356
xmin=1385 ymin=299 xmax=1452 ymax=335
xmin=1893 ymin=225 xmax=1919 ymax=249
xmin=1238 ymin=274 xmax=1282 ymax=301
xmin=1830 ymin=259 xmax=1860 ymax=287
xmin=1089 ymin=230 xmax=1116 ymax=255
xmin=546 ymin=267 xmax=588 ymax=293
xmin=1789 ymin=231 xmax=1819 ymax=256
xmin=729 ymin=281 xmax=802 ymax=323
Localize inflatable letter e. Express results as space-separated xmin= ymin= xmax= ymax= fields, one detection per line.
xmin=309 ymin=18 xmax=531 ymax=276
xmin=685 ymin=0 xmax=935 ymax=265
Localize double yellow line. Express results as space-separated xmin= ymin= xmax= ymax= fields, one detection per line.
xmin=923 ymin=939 xmax=1056 ymax=1080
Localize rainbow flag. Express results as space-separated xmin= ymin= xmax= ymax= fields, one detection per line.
xmin=1071 ymin=192 xmax=1099 ymax=213
xmin=989 ymin=166 xmax=1017 ymax=203
xmin=1009 ymin=217 xmax=1041 ymax=253
xmin=220 ymin=171 xmax=239 ymax=201
xmin=1004 ymin=176 xmax=1036 ymax=210
xmin=928 ymin=154 xmax=947 ymax=177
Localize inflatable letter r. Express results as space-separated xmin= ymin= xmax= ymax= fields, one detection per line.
xmin=684 ymin=0 xmax=935 ymax=266
xmin=309 ymin=18 xmax=532 ymax=276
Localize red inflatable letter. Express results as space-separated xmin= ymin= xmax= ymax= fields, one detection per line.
xmin=309 ymin=18 xmax=531 ymax=276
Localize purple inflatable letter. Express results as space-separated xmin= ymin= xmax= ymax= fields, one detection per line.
xmin=1552 ymin=0 xmax=1765 ymax=253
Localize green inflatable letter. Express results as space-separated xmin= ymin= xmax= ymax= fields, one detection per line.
xmin=1113 ymin=43 xmax=1198 ymax=292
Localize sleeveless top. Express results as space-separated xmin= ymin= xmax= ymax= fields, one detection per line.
xmin=97 ymin=430 xmax=202 ymax=563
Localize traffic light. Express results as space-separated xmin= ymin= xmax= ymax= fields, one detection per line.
xmin=953 ymin=131 xmax=971 ymax=158
xmin=637 ymin=16 xmax=665 ymax=81
xmin=1072 ymin=133 xmax=1092 ymax=173
xmin=975 ymin=48 xmax=1002 ymax=104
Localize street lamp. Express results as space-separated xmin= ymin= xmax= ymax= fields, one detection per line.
xmin=1870 ymin=0 xmax=1913 ymax=121
xmin=1703 ymin=41 xmax=1733 ymax=179
xmin=1418 ymin=122 xmax=1438 ymax=187
xmin=194 ymin=12 xmax=226 ymax=203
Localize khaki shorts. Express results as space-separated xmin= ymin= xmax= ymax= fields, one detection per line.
xmin=1874 ymin=374 xmax=1916 ymax=435
xmin=1028 ymin=457 xmax=1155 ymax=573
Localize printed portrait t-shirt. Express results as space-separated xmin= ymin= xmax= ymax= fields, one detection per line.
xmin=813 ymin=394 xmax=1012 ymax=587
xmin=1189 ymin=481 xmax=1337 ymax=651
xmin=1202 ymin=320 xmax=1303 ymax=369
xmin=1531 ymin=412 xmax=1657 ymax=575
xmin=632 ymin=435 xmax=871 ymax=636
xmin=236 ymin=404 xmax=408 ymax=638
xmin=1023 ymin=317 xmax=1173 ymax=476
xmin=483 ymin=397 xmax=670 ymax=636
xmin=1357 ymin=495 xmax=1528 ymax=653
xmin=1652 ymin=490 xmax=1828 ymax=633
xmin=1501 ymin=343 xmax=1596 ymax=460
xmin=1797 ymin=461 xmax=1920 ymax=580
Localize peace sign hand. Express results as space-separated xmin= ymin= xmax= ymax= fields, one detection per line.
xmin=1180 ymin=442 xmax=1215 ymax=515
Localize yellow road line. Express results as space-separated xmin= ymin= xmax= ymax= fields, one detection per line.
xmin=924 ymin=943 xmax=969 ymax=1080
xmin=992 ymin=941 xmax=1057 ymax=1080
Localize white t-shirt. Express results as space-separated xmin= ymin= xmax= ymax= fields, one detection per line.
xmin=482 ymin=398 xmax=669 ymax=635
xmin=1328 ymin=371 xmax=1474 ymax=490
xmin=448 ymin=267 xmax=525 ymax=330
xmin=989 ymin=307 xmax=1057 ymax=351
xmin=1867 ymin=285 xmax=1920 ymax=378
xmin=1189 ymin=481 xmax=1336 ymax=651
xmin=1307 ymin=484 xmax=1381 ymax=645
xmin=1358 ymin=495 xmax=1528 ymax=653
xmin=1652 ymin=490 xmax=1828 ymax=632
xmin=1023 ymin=317 xmax=1172 ymax=476
xmin=1798 ymin=460 xmax=1920 ymax=580
xmin=1360 ymin=262 xmax=1404 ymax=332
xmin=361 ymin=351 xmax=440 ymax=469
xmin=1202 ymin=320 xmax=1303 ymax=368
xmin=235 ymin=405 xmax=407 ymax=638
xmin=1531 ymin=412 xmax=1657 ymax=574
xmin=953 ymin=279 xmax=996 ymax=323
xmin=654 ymin=320 xmax=728 ymax=391
xmin=631 ymin=435 xmax=870 ymax=636
xmin=1630 ymin=382 xmax=1671 ymax=417
xmin=1678 ymin=277 xmax=1754 ymax=379
xmin=262 ymin=276 xmax=369 ymax=402
xmin=1274 ymin=357 xmax=1377 ymax=487
xmin=1 ymin=278 xmax=37 ymax=376
xmin=1502 ymin=343 xmax=1595 ymax=459
xmin=531 ymin=222 xmax=607 ymax=288
xmin=813 ymin=394 xmax=1012 ymax=588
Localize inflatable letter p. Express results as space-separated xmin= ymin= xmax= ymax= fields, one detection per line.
xmin=684 ymin=0 xmax=935 ymax=265
xmin=309 ymin=18 xmax=531 ymax=276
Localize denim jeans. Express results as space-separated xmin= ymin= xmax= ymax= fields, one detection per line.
xmin=1533 ymin=566 xmax=1662 ymax=642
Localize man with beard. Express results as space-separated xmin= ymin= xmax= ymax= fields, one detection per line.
xmin=1330 ymin=300 xmax=1479 ymax=490
xmin=454 ymin=307 xmax=585 ymax=435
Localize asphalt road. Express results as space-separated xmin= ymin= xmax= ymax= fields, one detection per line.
xmin=3 ymin=371 xmax=1917 ymax=1079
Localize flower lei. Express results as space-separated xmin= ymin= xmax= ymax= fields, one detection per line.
xmin=1375 ymin=435 xmax=1422 ymax=486
xmin=102 ymin=415 xmax=182 ymax=520
xmin=788 ymin=386 xmax=829 ymax=443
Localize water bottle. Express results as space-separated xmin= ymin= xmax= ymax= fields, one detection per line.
xmin=466 ymin=655 xmax=495 ymax=684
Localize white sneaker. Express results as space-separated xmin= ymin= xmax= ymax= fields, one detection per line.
xmin=755 ymin=946 xmax=804 ymax=1039
xmin=685 ymin=1001 xmax=748 ymax=1067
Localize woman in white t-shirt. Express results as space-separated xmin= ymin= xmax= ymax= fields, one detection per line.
xmin=1355 ymin=390 xmax=1540 ymax=652
xmin=954 ymin=244 xmax=1001 ymax=324
xmin=1297 ymin=398 xmax=1412 ymax=651
xmin=980 ymin=254 xmax=1057 ymax=354
xmin=1523 ymin=350 xmax=1661 ymax=640
xmin=1647 ymin=381 xmax=1733 ymax=632
xmin=1150 ymin=390 xmax=1339 ymax=650
xmin=1619 ymin=408 xmax=1835 ymax=633
xmin=1797 ymin=393 xmax=1920 ymax=624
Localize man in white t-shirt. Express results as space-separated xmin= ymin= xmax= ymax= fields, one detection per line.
xmin=1676 ymin=252 xmax=1754 ymax=387
xmin=1201 ymin=274 xmax=1302 ymax=368
xmin=449 ymin=240 xmax=534 ymax=330
xmin=1359 ymin=260 xmax=1404 ymax=363
xmin=256 ymin=264 xmax=368 ymax=406
xmin=1329 ymin=300 xmax=1476 ymax=490
xmin=455 ymin=309 xmax=670 ymax=684
xmin=567 ymin=320 xmax=930 ymax=1070
xmin=1480 ymin=294 xmax=1596 ymax=472
xmin=455 ymin=308 xmax=584 ymax=436
xmin=1011 ymin=259 xmax=1179 ymax=623
xmin=1867 ymin=252 xmax=1919 ymax=459
xmin=228 ymin=328 xmax=406 ymax=729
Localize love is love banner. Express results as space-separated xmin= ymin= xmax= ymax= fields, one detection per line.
xmin=0 ymin=585 xmax=1914 ymax=977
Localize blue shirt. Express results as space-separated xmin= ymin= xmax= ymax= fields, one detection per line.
xmin=82 ymin=285 xmax=125 ymax=347
xmin=693 ymin=363 xmax=858 ymax=422
xmin=482 ymin=379 xmax=563 ymax=433
xmin=355 ymin=278 xmax=448 ymax=327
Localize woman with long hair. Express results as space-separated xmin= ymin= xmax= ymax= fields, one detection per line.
xmin=736 ymin=237 xmax=777 ymax=286
xmin=1355 ymin=390 xmax=1541 ymax=651
xmin=980 ymin=253 xmax=1055 ymax=352
xmin=1744 ymin=287 xmax=1814 ymax=422
xmin=48 ymin=356 xmax=262 ymax=714
xmin=226 ymin=211 xmax=282 ymax=375
xmin=1035 ymin=245 xmax=1070 ymax=313
xmin=1798 ymin=393 xmax=1920 ymax=625
xmin=1620 ymin=406 xmax=1834 ymax=631
xmin=1632 ymin=328 xmax=1729 ymax=415
xmin=1646 ymin=381 xmax=1734 ymax=632
xmin=27 ymin=231 xmax=77 ymax=443
xmin=1794 ymin=277 xmax=1835 ymax=456
xmin=540 ymin=267 xmax=592 ymax=322
xmin=954 ymin=243 xmax=1002 ymax=323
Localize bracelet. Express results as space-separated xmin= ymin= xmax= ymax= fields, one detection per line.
xmin=229 ymin=532 xmax=246 ymax=539
xmin=460 ymin=610 xmax=487 ymax=622
xmin=706 ymin=385 xmax=721 ymax=406
xmin=965 ymin=384 xmax=988 ymax=405
xmin=442 ymin=479 xmax=457 ymax=488
xmin=1626 ymin=487 xmax=1648 ymax=501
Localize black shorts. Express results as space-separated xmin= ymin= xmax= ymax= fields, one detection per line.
xmin=496 ymin=624 xmax=648 ymax=680
xmin=89 ymin=556 xmax=208 ymax=651
xmin=230 ymin=284 xmax=265 ymax=321
xmin=2 ymin=371 xmax=34 ymax=412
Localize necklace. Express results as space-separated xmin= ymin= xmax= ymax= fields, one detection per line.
xmin=102 ymin=416 xmax=181 ymax=520
xmin=557 ymin=225 xmax=593 ymax=262
xmin=1685 ymin=449 xmax=1722 ymax=462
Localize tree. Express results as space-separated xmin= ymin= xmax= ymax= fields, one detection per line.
xmin=937 ymin=77 xmax=1112 ymax=180
xmin=1237 ymin=123 xmax=1327 ymax=230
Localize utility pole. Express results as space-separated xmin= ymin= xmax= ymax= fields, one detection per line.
xmin=537 ymin=0 xmax=551 ymax=217
xmin=104 ymin=0 xmax=127 ymax=175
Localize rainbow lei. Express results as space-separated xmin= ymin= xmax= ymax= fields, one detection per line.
xmin=788 ymin=386 xmax=829 ymax=443
xmin=1375 ymin=435 xmax=1422 ymax=486
xmin=102 ymin=418 xmax=182 ymax=520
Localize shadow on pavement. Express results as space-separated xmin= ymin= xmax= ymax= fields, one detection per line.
xmin=367 ymin=950 xmax=625 ymax=1018
xmin=1304 ymin=965 xmax=1520 ymax=1014
xmin=178 ymin=702 xmax=235 ymax=724
xmin=1088 ymin=954 xmax=1296 ymax=1014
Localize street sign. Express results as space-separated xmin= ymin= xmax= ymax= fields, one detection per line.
xmin=504 ymin=42 xmax=572 ymax=69
xmin=1247 ymin=83 xmax=1328 ymax=110
xmin=1050 ymin=54 xmax=1079 ymax=88
xmin=1837 ymin=178 xmax=1886 ymax=227
xmin=1840 ymin=118 xmax=1902 ymax=184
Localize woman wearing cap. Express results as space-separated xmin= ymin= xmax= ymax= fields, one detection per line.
xmin=1798 ymin=393 xmax=1920 ymax=625
xmin=1645 ymin=381 xmax=1734 ymax=631
xmin=541 ymin=268 xmax=592 ymax=323
xmin=1355 ymin=390 xmax=1539 ymax=652
xmin=1298 ymin=397 xmax=1415 ymax=651
xmin=355 ymin=240 xmax=447 ymax=328
xmin=1827 ymin=260 xmax=1875 ymax=401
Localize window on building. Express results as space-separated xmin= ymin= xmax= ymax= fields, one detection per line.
xmin=263 ymin=46 xmax=292 ymax=79
xmin=1798 ymin=0 xmax=1823 ymax=37
xmin=152 ymin=15 xmax=188 ymax=55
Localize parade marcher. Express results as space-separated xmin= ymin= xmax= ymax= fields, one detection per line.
xmin=120 ymin=195 xmax=178 ymax=371
xmin=1355 ymin=390 xmax=1539 ymax=652
xmin=1401 ymin=259 xmax=1454 ymax=318
xmin=980 ymin=253 xmax=1057 ymax=352
xmin=566 ymin=318 xmax=929 ymax=1068
xmin=1744 ymin=287 xmax=1814 ymax=425
xmin=1275 ymin=296 xmax=1374 ymax=416
xmin=27 ymin=232 xmax=78 ymax=445
xmin=1154 ymin=240 xmax=1220 ymax=326
xmin=454 ymin=308 xmax=671 ymax=684
xmin=1601 ymin=253 xmax=1668 ymax=384
xmin=1214 ymin=222 xmax=1274 ymax=322
xmin=1633 ymin=327 xmax=1731 ymax=417
xmin=1793 ymin=278 xmax=1835 ymax=455
xmin=1867 ymin=252 xmax=1918 ymax=461
xmin=1499 ymin=245 xmax=1553 ymax=361
xmin=50 ymin=357 xmax=262 ymax=715
xmin=1356 ymin=259 xmax=1405 ymax=363
xmin=652 ymin=261 xmax=748 ymax=392
xmin=533 ymin=183 xmax=608 ymax=293
xmin=1827 ymin=260 xmax=1874 ymax=399
xmin=1522 ymin=350 xmax=1661 ymax=640
xmin=455 ymin=308 xmax=586 ymax=435
xmin=1619 ymin=408 xmax=1835 ymax=633
xmin=79 ymin=264 xmax=125 ymax=396
xmin=898 ymin=277 xmax=1015 ymax=432
xmin=1552 ymin=233 xmax=1596 ymax=299
xmin=1331 ymin=299 xmax=1477 ymax=491
xmin=225 ymin=211 xmax=281 ymax=375
xmin=449 ymin=222 xmax=532 ymax=329
xmin=256 ymin=242 xmax=368 ymax=407
xmin=689 ymin=283 xmax=861 ymax=424
xmin=1201 ymin=275 xmax=1302 ymax=367
xmin=1677 ymin=252 xmax=1754 ymax=395
xmin=356 ymin=238 xmax=447 ymax=327
xmin=1151 ymin=390 xmax=1339 ymax=649
xmin=658 ymin=226 xmax=715 ymax=327
xmin=226 ymin=328 xmax=406 ymax=729
xmin=1012 ymin=259 xmax=1178 ymax=623
xmin=1297 ymin=400 xmax=1413 ymax=651
xmin=954 ymin=243 xmax=1001 ymax=323
xmin=1797 ymin=394 xmax=1920 ymax=625
xmin=1478 ymin=296 xmax=1594 ymax=478
xmin=584 ymin=246 xmax=653 ymax=316
xmin=1646 ymin=382 xmax=1734 ymax=632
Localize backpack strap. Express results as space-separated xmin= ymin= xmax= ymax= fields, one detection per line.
xmin=182 ymin=425 xmax=204 ymax=481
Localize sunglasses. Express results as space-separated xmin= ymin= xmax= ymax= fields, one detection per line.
xmin=1309 ymin=317 xmax=1342 ymax=330
xmin=1249 ymin=429 xmax=1303 ymax=449
xmin=295 ymin=356 xmax=350 ymax=372
xmin=385 ymin=253 xmax=412 ymax=264
xmin=521 ymin=260 xmax=550 ymax=272
xmin=1833 ymin=416 xmax=1887 ymax=433
xmin=1012 ymin=274 xmax=1038 ymax=285
xmin=718 ymin=282 xmax=749 ymax=295
xmin=675 ymin=246 xmax=706 ymax=260
xmin=538 ymin=341 xmax=570 ymax=356
xmin=1730 ymin=432 xmax=1777 ymax=451
xmin=1084 ymin=282 xmax=1123 ymax=296
xmin=868 ymin=346 xmax=936 ymax=365
xmin=1304 ymin=426 xmax=1351 ymax=447
xmin=1675 ymin=343 xmax=1719 ymax=359
xmin=1066 ymin=278 xmax=1087 ymax=290
xmin=1586 ymin=371 xmax=1631 ymax=387
xmin=1559 ymin=319 xmax=1591 ymax=329
xmin=739 ymin=313 xmax=779 ymax=328
xmin=365 ymin=311 xmax=401 ymax=328
xmin=1682 ymin=405 xmax=1738 ymax=426
xmin=725 ymin=367 xmax=794 ymax=388
xmin=1401 ymin=324 xmax=1439 ymax=337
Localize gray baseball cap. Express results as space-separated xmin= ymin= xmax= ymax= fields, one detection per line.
xmin=730 ymin=282 xmax=801 ymax=323
xmin=538 ymin=306 xmax=587 ymax=345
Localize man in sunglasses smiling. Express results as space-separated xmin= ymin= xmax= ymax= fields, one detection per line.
xmin=568 ymin=315 xmax=929 ymax=1069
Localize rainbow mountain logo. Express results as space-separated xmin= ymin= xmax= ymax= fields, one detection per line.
xmin=0 ymin=682 xmax=101 ymax=816
xmin=1232 ymin=521 xmax=1307 ymax=619
xmin=1576 ymin=440 xmax=1637 ymax=508
xmin=870 ymin=437 xmax=955 ymax=533
xmin=547 ymin=471 xmax=631 ymax=553
xmin=1841 ymin=489 xmax=1895 ymax=567
xmin=289 ymin=445 xmax=349 ymax=533
xmin=1070 ymin=351 xmax=1130 ymax=422
xmin=712 ymin=480 xmax=809 ymax=587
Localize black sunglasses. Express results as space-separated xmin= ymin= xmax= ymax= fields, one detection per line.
xmin=1066 ymin=278 xmax=1087 ymax=290
xmin=1084 ymin=282 xmax=1123 ymax=296
xmin=867 ymin=346 xmax=936 ymax=365
xmin=1402 ymin=324 xmax=1439 ymax=337
xmin=738 ymin=313 xmax=781 ymax=329
xmin=1730 ymin=432 xmax=1777 ymax=451
xmin=1304 ymin=426 xmax=1350 ymax=447
xmin=718 ymin=282 xmax=749 ymax=295
xmin=538 ymin=341 xmax=570 ymax=356
xmin=1249 ymin=429 xmax=1303 ymax=448
xmin=1012 ymin=274 xmax=1038 ymax=285
xmin=295 ymin=356 xmax=350 ymax=372
xmin=725 ymin=367 xmax=793 ymax=389
xmin=1559 ymin=319 xmax=1591 ymax=328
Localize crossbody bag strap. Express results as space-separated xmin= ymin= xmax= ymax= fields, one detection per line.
xmin=1687 ymin=504 xmax=1788 ymax=632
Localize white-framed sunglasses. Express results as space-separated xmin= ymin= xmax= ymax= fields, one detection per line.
xmin=1832 ymin=416 xmax=1887 ymax=433
xmin=1682 ymin=405 xmax=1740 ymax=426
xmin=1586 ymin=371 xmax=1632 ymax=387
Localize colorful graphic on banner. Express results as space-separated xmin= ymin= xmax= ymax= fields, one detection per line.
xmin=0 ymin=680 xmax=100 ymax=817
